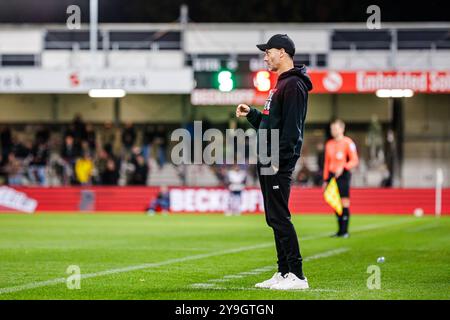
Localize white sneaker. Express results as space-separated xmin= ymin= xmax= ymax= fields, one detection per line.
xmin=270 ymin=273 xmax=309 ymax=290
xmin=255 ymin=272 xmax=285 ymax=289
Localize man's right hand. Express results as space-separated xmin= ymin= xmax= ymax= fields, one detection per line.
xmin=236 ymin=104 xmax=250 ymax=118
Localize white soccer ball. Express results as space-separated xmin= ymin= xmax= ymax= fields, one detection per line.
xmin=414 ymin=208 xmax=424 ymax=217
xmin=377 ymin=257 xmax=385 ymax=263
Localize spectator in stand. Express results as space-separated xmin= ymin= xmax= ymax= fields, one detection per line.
xmin=0 ymin=122 xmax=187 ymax=187
xmin=313 ymin=142 xmax=325 ymax=186
xmin=101 ymin=158 xmax=120 ymax=185
xmin=61 ymin=135 xmax=81 ymax=185
xmin=101 ymin=121 xmax=118 ymax=156
xmin=154 ymin=125 xmax=168 ymax=168
xmin=35 ymin=125 xmax=50 ymax=145
xmin=0 ymin=158 xmax=5 ymax=184
xmin=72 ymin=113 xmax=87 ymax=144
xmin=122 ymin=122 xmax=136 ymax=154
xmin=61 ymin=135 xmax=81 ymax=161
xmin=80 ymin=140 xmax=91 ymax=157
xmin=0 ymin=126 xmax=12 ymax=164
xmin=383 ymin=129 xmax=396 ymax=187
xmin=295 ymin=159 xmax=312 ymax=186
xmin=4 ymin=152 xmax=24 ymax=185
xmin=142 ymin=125 xmax=155 ymax=161
xmin=28 ymin=141 xmax=49 ymax=185
xmin=131 ymin=145 xmax=142 ymax=160
xmin=12 ymin=137 xmax=32 ymax=160
xmin=85 ymin=123 xmax=97 ymax=155
xmin=130 ymin=154 xmax=148 ymax=185
xmin=94 ymin=148 xmax=109 ymax=184
xmin=75 ymin=152 xmax=94 ymax=185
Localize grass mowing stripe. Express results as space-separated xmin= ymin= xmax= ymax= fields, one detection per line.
xmin=406 ymin=222 xmax=441 ymax=233
xmin=299 ymin=219 xmax=419 ymax=240
xmin=0 ymin=219 xmax=416 ymax=295
xmin=190 ymin=248 xmax=350 ymax=289
xmin=0 ymin=242 xmax=272 ymax=295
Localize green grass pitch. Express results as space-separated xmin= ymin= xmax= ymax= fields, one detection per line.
xmin=0 ymin=213 xmax=448 ymax=300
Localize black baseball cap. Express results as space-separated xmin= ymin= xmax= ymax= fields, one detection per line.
xmin=256 ymin=34 xmax=296 ymax=56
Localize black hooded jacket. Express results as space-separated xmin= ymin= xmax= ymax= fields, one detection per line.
xmin=246 ymin=65 xmax=313 ymax=165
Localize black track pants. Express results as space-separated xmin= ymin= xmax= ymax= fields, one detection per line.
xmin=257 ymin=156 xmax=303 ymax=278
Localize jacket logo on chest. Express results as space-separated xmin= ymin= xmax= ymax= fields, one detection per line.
xmin=263 ymin=88 xmax=277 ymax=115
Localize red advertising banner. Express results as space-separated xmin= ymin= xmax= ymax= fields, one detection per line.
xmin=309 ymin=70 xmax=450 ymax=94
xmin=1 ymin=186 xmax=448 ymax=215
xmin=191 ymin=70 xmax=450 ymax=105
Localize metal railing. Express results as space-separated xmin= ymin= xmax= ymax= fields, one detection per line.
xmin=0 ymin=54 xmax=40 ymax=67
xmin=45 ymin=40 xmax=181 ymax=50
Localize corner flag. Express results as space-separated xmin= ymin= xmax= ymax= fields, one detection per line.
xmin=324 ymin=178 xmax=343 ymax=216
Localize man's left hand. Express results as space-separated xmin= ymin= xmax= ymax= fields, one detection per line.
xmin=271 ymin=164 xmax=279 ymax=174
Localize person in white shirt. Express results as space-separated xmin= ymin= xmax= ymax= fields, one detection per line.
xmin=226 ymin=165 xmax=247 ymax=216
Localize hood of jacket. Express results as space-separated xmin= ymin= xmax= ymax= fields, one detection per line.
xmin=278 ymin=64 xmax=313 ymax=91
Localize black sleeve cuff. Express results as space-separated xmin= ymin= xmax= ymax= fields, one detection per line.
xmin=246 ymin=107 xmax=256 ymax=118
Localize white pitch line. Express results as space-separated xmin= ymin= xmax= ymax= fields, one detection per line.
xmin=207 ymin=279 xmax=230 ymax=283
xmin=407 ymin=223 xmax=440 ymax=233
xmin=239 ymin=271 xmax=261 ymax=275
xmin=0 ymin=242 xmax=272 ymax=295
xmin=190 ymin=248 xmax=350 ymax=289
xmin=190 ymin=283 xmax=216 ymax=288
xmin=199 ymin=287 xmax=341 ymax=292
xmin=304 ymin=247 xmax=349 ymax=261
xmin=0 ymin=219 xmax=415 ymax=295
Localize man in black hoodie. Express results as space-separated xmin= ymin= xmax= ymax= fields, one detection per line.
xmin=236 ymin=34 xmax=313 ymax=290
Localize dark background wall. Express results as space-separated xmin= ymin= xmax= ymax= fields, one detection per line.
xmin=0 ymin=0 xmax=449 ymax=23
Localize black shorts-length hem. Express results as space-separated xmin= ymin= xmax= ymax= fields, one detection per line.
xmin=328 ymin=170 xmax=351 ymax=198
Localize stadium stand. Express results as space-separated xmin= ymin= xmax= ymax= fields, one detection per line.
xmin=0 ymin=22 xmax=449 ymax=192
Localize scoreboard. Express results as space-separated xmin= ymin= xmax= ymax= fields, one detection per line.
xmin=188 ymin=54 xmax=450 ymax=105
xmin=187 ymin=53 xmax=323 ymax=90
xmin=187 ymin=53 xmax=325 ymax=105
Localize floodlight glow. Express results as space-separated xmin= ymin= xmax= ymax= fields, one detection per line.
xmin=375 ymin=89 xmax=414 ymax=98
xmin=88 ymin=89 xmax=127 ymax=98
